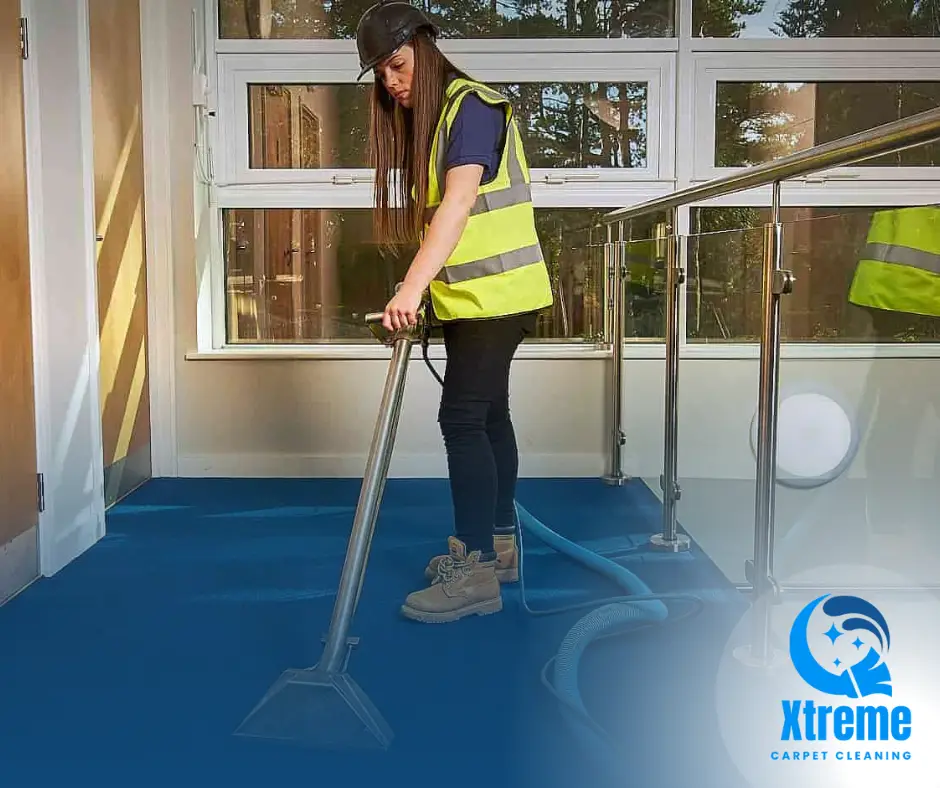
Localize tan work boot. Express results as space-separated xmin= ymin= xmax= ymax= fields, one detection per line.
xmin=402 ymin=536 xmax=502 ymax=623
xmin=424 ymin=532 xmax=519 ymax=584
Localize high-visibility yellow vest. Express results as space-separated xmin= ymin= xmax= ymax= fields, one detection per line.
xmin=423 ymin=77 xmax=554 ymax=322
xmin=848 ymin=206 xmax=940 ymax=318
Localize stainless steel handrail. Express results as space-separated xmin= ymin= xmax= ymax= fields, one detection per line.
xmin=598 ymin=106 xmax=940 ymax=663
xmin=604 ymin=106 xmax=940 ymax=224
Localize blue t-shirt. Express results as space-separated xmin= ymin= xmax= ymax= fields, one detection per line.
xmin=444 ymin=93 xmax=506 ymax=186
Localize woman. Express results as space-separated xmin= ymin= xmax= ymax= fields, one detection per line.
xmin=356 ymin=2 xmax=554 ymax=623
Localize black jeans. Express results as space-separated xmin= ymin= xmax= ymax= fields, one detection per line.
xmin=437 ymin=311 xmax=537 ymax=558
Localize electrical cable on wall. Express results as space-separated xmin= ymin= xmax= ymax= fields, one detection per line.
xmin=192 ymin=7 xmax=214 ymax=187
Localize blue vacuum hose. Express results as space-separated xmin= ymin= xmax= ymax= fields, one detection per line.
xmin=420 ymin=334 xmax=705 ymax=765
xmin=514 ymin=502 xmax=705 ymax=768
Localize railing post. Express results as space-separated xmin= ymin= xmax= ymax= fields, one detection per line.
xmin=594 ymin=109 xmax=938 ymax=576
xmin=745 ymin=180 xmax=795 ymax=663
xmin=603 ymin=221 xmax=627 ymax=486
xmin=651 ymin=208 xmax=690 ymax=552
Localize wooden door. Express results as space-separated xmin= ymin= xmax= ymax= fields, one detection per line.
xmin=88 ymin=0 xmax=152 ymax=506
xmin=0 ymin=0 xmax=40 ymax=595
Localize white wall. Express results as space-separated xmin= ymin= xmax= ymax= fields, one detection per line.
xmin=173 ymin=356 xmax=607 ymax=477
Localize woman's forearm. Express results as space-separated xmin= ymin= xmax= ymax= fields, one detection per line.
xmin=401 ymin=165 xmax=482 ymax=294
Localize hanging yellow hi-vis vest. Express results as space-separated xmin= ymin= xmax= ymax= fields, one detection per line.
xmin=423 ymin=78 xmax=554 ymax=322
xmin=848 ymin=206 xmax=940 ymax=318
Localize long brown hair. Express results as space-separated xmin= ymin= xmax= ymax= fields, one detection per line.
xmin=369 ymin=33 xmax=467 ymax=248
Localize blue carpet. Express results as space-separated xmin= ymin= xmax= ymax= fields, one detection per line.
xmin=0 ymin=477 xmax=750 ymax=788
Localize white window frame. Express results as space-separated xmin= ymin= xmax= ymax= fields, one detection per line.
xmin=193 ymin=0 xmax=940 ymax=361
xmin=215 ymin=38 xmax=682 ymax=56
xmin=213 ymin=50 xmax=676 ymax=189
xmin=212 ymin=181 xmax=679 ymax=210
xmin=194 ymin=189 xmax=679 ymax=359
xmin=689 ymin=38 xmax=940 ymax=53
xmin=690 ymin=51 xmax=940 ymax=184
xmin=194 ymin=14 xmax=681 ymax=357
xmin=683 ymin=179 xmax=940 ymax=208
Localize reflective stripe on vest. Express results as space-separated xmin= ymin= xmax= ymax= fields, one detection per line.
xmin=436 ymin=243 xmax=544 ymax=285
xmin=862 ymin=242 xmax=940 ymax=275
xmin=848 ymin=206 xmax=940 ymax=318
xmin=424 ymin=181 xmax=532 ymax=225
xmin=424 ymin=78 xmax=554 ymax=321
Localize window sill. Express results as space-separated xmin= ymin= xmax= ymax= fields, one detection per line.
xmin=185 ymin=342 xmax=614 ymax=361
xmin=184 ymin=341 xmax=940 ymax=361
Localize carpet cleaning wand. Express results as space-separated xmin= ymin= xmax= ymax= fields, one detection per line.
xmin=234 ymin=292 xmax=705 ymax=766
xmin=233 ymin=304 xmax=426 ymax=751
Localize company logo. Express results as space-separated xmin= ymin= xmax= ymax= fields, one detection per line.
xmin=789 ymin=594 xmax=892 ymax=699
xmin=775 ymin=594 xmax=912 ymax=761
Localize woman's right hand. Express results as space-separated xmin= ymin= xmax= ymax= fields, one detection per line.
xmin=382 ymin=283 xmax=423 ymax=331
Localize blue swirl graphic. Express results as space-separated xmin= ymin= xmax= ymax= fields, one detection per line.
xmin=789 ymin=594 xmax=892 ymax=699
xmin=823 ymin=595 xmax=890 ymax=654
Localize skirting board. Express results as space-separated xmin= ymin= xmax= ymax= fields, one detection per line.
xmin=0 ymin=526 xmax=39 ymax=605
xmin=176 ymin=452 xmax=609 ymax=479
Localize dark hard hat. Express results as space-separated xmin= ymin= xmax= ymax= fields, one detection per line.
xmin=355 ymin=2 xmax=438 ymax=80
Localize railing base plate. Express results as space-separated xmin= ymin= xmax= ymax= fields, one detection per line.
xmin=649 ymin=533 xmax=691 ymax=552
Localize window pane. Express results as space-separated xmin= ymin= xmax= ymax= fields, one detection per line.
xmin=715 ymin=81 xmax=940 ymax=168
xmin=535 ymin=210 xmax=668 ymax=342
xmin=532 ymin=211 xmax=607 ymax=342
xmin=222 ymin=207 xmax=628 ymax=343
xmin=247 ymin=82 xmax=649 ymax=170
xmin=507 ymin=83 xmax=648 ymax=168
xmin=248 ymin=85 xmax=371 ymax=168
xmin=693 ymin=0 xmax=940 ymax=38
xmin=621 ymin=218 xmax=671 ymax=340
xmin=687 ymin=206 xmax=940 ymax=343
xmin=219 ymin=0 xmax=675 ymax=39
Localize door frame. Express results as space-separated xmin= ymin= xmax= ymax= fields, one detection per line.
xmin=21 ymin=0 xmax=107 ymax=576
xmin=139 ymin=0 xmax=178 ymax=479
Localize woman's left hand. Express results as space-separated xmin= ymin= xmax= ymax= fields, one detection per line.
xmin=382 ymin=284 xmax=423 ymax=331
